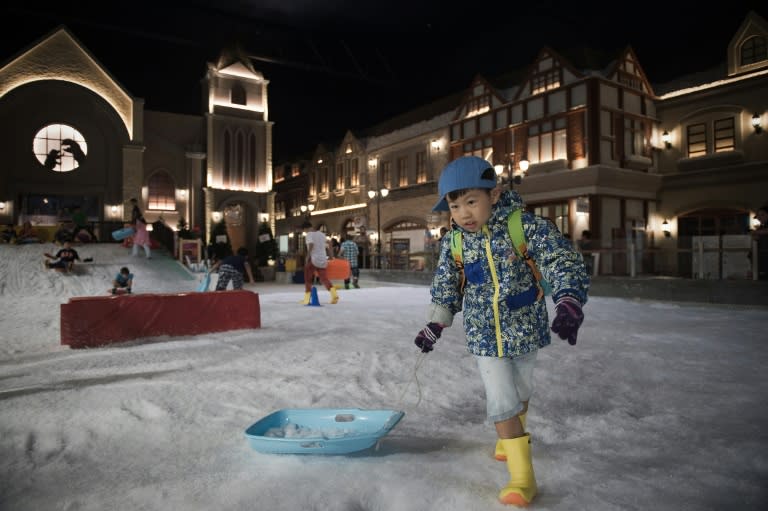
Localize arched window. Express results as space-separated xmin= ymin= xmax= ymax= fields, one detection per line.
xmin=236 ymin=131 xmax=245 ymax=186
xmin=32 ymin=124 xmax=88 ymax=172
xmin=223 ymin=130 xmax=231 ymax=182
xmin=147 ymin=171 xmax=175 ymax=211
xmin=248 ymin=132 xmax=257 ymax=188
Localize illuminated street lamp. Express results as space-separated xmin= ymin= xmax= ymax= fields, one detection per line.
xmin=367 ymin=188 xmax=389 ymax=268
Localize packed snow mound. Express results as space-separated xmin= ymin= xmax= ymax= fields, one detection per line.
xmin=0 ymin=243 xmax=199 ymax=357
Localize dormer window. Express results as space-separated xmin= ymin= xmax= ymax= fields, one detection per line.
xmin=466 ymin=94 xmax=490 ymax=117
xmin=532 ymin=69 xmax=560 ymax=95
xmin=741 ymin=35 xmax=767 ymax=66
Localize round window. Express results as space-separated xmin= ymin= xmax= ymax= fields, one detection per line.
xmin=33 ymin=124 xmax=88 ymax=172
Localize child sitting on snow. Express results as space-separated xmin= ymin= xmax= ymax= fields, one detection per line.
xmin=44 ymin=240 xmax=81 ymax=272
xmin=111 ymin=267 xmax=134 ymax=294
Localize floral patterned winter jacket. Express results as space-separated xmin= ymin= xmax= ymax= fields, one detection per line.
xmin=426 ymin=190 xmax=589 ymax=358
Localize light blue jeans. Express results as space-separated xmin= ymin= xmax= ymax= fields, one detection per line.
xmin=476 ymin=351 xmax=538 ymax=423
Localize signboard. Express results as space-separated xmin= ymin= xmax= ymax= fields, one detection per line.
xmin=179 ymin=238 xmax=202 ymax=264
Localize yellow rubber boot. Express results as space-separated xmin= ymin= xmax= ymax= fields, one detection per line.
xmin=495 ymin=412 xmax=526 ymax=461
xmin=498 ymin=434 xmax=537 ymax=507
xmin=330 ymin=286 xmax=339 ymax=304
xmin=301 ymin=291 xmax=311 ymax=305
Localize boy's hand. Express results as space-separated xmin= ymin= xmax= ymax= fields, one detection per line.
xmin=551 ymin=296 xmax=584 ymax=346
xmin=415 ymin=322 xmax=443 ymax=353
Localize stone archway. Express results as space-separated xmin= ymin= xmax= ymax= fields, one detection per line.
xmin=384 ymin=218 xmax=428 ymax=270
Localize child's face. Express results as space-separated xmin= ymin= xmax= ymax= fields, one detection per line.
xmin=447 ymin=187 xmax=500 ymax=233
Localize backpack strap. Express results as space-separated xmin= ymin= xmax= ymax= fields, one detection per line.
xmin=450 ymin=229 xmax=466 ymax=294
xmin=508 ymin=209 xmax=546 ymax=300
xmin=448 ymin=208 xmax=548 ymax=299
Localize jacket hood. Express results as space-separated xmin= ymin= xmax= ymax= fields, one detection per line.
xmin=488 ymin=189 xmax=524 ymax=227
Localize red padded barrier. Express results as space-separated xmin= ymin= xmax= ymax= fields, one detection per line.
xmin=61 ymin=290 xmax=260 ymax=348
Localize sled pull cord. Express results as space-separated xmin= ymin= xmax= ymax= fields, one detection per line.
xmin=395 ymin=352 xmax=428 ymax=410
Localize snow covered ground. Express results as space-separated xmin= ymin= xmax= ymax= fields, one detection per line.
xmin=0 ymin=242 xmax=766 ymax=510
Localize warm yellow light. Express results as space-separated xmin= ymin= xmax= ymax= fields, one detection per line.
xmin=0 ymin=29 xmax=135 ymax=138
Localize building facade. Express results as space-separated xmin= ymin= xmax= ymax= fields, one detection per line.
xmin=0 ymin=28 xmax=273 ymax=260
xmin=3 ymin=13 xmax=766 ymax=280
xmin=273 ymin=11 xmax=768 ymax=279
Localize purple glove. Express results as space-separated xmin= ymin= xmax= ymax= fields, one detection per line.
xmin=415 ymin=322 xmax=443 ymax=353
xmin=551 ymin=296 xmax=584 ymax=346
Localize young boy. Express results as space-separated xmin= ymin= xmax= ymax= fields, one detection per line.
xmin=413 ymin=156 xmax=589 ymax=507
xmin=43 ymin=240 xmax=81 ymax=272
xmin=111 ymin=267 xmax=133 ymax=294
xmin=210 ymin=247 xmax=255 ymax=290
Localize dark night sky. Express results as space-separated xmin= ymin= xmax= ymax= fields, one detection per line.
xmin=3 ymin=1 xmax=766 ymax=161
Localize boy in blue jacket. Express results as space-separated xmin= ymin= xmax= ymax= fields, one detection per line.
xmin=414 ymin=156 xmax=589 ymax=506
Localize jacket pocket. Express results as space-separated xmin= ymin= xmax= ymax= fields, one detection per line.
xmin=505 ymin=285 xmax=539 ymax=310
xmin=464 ymin=260 xmax=485 ymax=284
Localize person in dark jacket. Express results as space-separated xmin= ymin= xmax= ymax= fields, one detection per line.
xmin=211 ymin=247 xmax=255 ymax=290
xmin=44 ymin=240 xmax=81 ymax=272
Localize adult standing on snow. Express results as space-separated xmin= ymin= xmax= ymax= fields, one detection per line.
xmin=301 ymin=221 xmax=338 ymax=304
xmin=338 ymin=236 xmax=360 ymax=289
xmin=131 ymin=216 xmax=152 ymax=259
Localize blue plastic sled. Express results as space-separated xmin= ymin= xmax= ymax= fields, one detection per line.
xmin=244 ymin=408 xmax=405 ymax=455
xmin=196 ymin=271 xmax=211 ymax=292
xmin=111 ymin=227 xmax=135 ymax=241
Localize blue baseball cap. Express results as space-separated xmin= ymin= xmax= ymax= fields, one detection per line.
xmin=432 ymin=156 xmax=497 ymax=211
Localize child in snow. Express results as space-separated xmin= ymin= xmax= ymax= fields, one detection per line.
xmin=413 ymin=156 xmax=589 ymax=507
xmin=131 ymin=216 xmax=151 ymax=259
xmin=210 ymin=247 xmax=255 ymax=290
xmin=44 ymin=240 xmax=81 ymax=272
xmin=111 ymin=267 xmax=134 ymax=294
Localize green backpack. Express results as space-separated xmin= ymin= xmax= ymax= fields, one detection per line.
xmin=449 ymin=208 xmax=551 ymax=297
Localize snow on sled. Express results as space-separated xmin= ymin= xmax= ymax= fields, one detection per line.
xmin=244 ymin=408 xmax=404 ymax=455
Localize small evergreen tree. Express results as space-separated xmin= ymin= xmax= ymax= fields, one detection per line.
xmin=209 ymin=219 xmax=232 ymax=260
xmin=176 ymin=217 xmax=197 ymax=239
